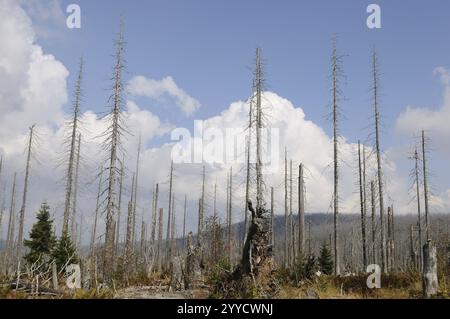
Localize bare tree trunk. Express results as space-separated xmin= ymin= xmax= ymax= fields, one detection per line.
xmin=331 ymin=40 xmax=340 ymax=276
xmin=414 ymin=149 xmax=423 ymax=272
xmin=4 ymin=173 xmax=16 ymax=273
xmin=197 ymin=166 xmax=204 ymax=249
xmin=183 ymin=193 xmax=187 ymax=249
xmin=140 ymin=220 xmax=145 ymax=258
xmin=371 ymin=180 xmax=376 ymax=265
xmin=372 ymin=49 xmax=387 ymax=273
xmin=170 ymin=195 xmax=176 ymax=255
xmin=270 ymin=187 xmax=274 ymax=249
xmin=91 ymin=167 xmax=103 ymax=275
xmin=228 ymin=167 xmax=233 ymax=265
xmin=387 ymin=206 xmax=393 ymax=271
xmin=421 ymin=130 xmax=430 ymax=241
xmin=308 ymin=221 xmax=312 ymax=256
xmin=156 ymin=208 xmax=163 ymax=271
xmin=298 ymin=164 xmax=305 ymax=258
xmin=422 ymin=240 xmax=438 ymax=298
xmin=243 ymin=98 xmax=253 ymax=247
xmin=116 ymin=156 xmax=124 ymax=255
xmin=284 ymin=148 xmax=288 ymax=268
xmin=132 ymin=137 xmax=141 ymax=248
xmin=255 ymin=48 xmax=263 ymax=212
xmin=166 ymin=160 xmax=174 ymax=266
xmin=289 ymin=160 xmax=294 ymax=265
xmin=358 ymin=141 xmax=367 ymax=270
xmin=63 ymin=59 xmax=83 ymax=236
xmin=71 ymin=133 xmax=81 ymax=242
xmin=151 ymin=184 xmax=159 ymax=255
xmin=124 ymin=173 xmax=135 ymax=266
xmin=409 ymin=225 xmax=416 ymax=269
xmin=103 ymin=22 xmax=126 ymax=282
xmin=16 ymin=125 xmax=35 ymax=268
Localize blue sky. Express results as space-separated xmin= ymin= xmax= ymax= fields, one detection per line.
xmin=30 ymin=0 xmax=450 ymax=192
xmin=1 ymin=0 xmax=449 ymax=239
xmin=42 ymin=0 xmax=449 ymax=144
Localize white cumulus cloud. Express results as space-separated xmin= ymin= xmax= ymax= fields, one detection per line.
xmin=127 ymin=75 xmax=201 ymax=117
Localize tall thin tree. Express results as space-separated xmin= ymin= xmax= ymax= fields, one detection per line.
xmin=102 ymin=21 xmax=126 ymax=281
xmin=413 ymin=148 xmax=423 ymax=271
xmin=16 ymin=125 xmax=35 ymax=267
xmin=421 ymin=130 xmax=430 ymax=241
xmin=71 ymin=133 xmax=82 ymax=242
xmin=330 ymin=38 xmax=343 ymax=275
xmin=298 ymin=164 xmax=305 ymax=258
xmin=63 ymin=58 xmax=83 ymax=237
xmin=372 ymin=49 xmax=387 ymax=273
xmin=358 ymin=141 xmax=367 ymax=270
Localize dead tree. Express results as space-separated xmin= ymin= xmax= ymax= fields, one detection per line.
xmin=132 ymin=136 xmax=141 ymax=247
xmin=358 ymin=141 xmax=367 ymax=270
xmin=289 ymin=160 xmax=294 ymax=265
xmin=284 ymin=148 xmax=288 ymax=268
xmin=228 ymin=167 xmax=233 ymax=265
xmin=16 ymin=125 xmax=35 ymax=268
xmin=4 ymin=173 xmax=17 ymax=273
xmin=421 ymin=130 xmax=431 ymax=240
xmin=243 ymin=98 xmax=253 ymax=247
xmin=422 ymin=240 xmax=438 ymax=298
xmin=170 ymin=195 xmax=176 ymax=255
xmin=124 ymin=173 xmax=135 ymax=266
xmin=298 ymin=164 xmax=305 ymax=258
xmin=182 ymin=193 xmax=187 ymax=248
xmin=197 ymin=166 xmax=205 ymax=250
xmin=370 ymin=180 xmax=376 ymax=265
xmin=151 ymin=184 xmax=159 ymax=256
xmin=270 ymin=187 xmax=275 ymax=249
xmin=387 ymin=206 xmax=394 ymax=271
xmin=372 ymin=49 xmax=387 ymax=273
xmin=413 ymin=148 xmax=423 ymax=271
xmin=166 ymin=160 xmax=174 ymax=266
xmin=71 ymin=133 xmax=81 ymax=242
xmin=90 ymin=166 xmax=103 ymax=276
xmin=156 ymin=208 xmax=163 ymax=270
xmin=63 ymin=58 xmax=83 ymax=238
xmin=409 ymin=225 xmax=417 ymax=269
xmin=222 ymin=48 xmax=274 ymax=297
xmin=331 ymin=38 xmax=342 ymax=275
xmin=102 ymin=22 xmax=127 ymax=282
xmin=254 ymin=48 xmax=264 ymax=212
xmin=115 ymin=156 xmax=124 ymax=255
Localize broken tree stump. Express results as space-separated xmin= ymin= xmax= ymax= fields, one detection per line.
xmin=216 ymin=200 xmax=277 ymax=298
xmin=422 ymin=240 xmax=438 ymax=298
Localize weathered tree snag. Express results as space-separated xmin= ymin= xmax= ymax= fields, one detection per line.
xmin=358 ymin=141 xmax=367 ymax=271
xmin=298 ymin=164 xmax=305 ymax=258
xmin=414 ymin=148 xmax=423 ymax=271
xmin=422 ymin=240 xmax=438 ymax=298
xmin=284 ymin=148 xmax=288 ymax=268
xmin=71 ymin=133 xmax=81 ymax=243
xmin=103 ymin=21 xmax=126 ymax=283
xmin=16 ymin=125 xmax=35 ymax=268
xmin=331 ymin=39 xmax=341 ymax=276
xmin=421 ymin=130 xmax=431 ymax=241
xmin=4 ymin=172 xmax=16 ymax=274
xmin=156 ymin=208 xmax=163 ymax=270
xmin=217 ymin=200 xmax=276 ymax=298
xmin=372 ymin=49 xmax=387 ymax=273
xmin=116 ymin=156 xmax=124 ymax=255
xmin=184 ymin=231 xmax=201 ymax=289
xmin=64 ymin=59 xmax=83 ymax=237
xmin=270 ymin=187 xmax=275 ymax=249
